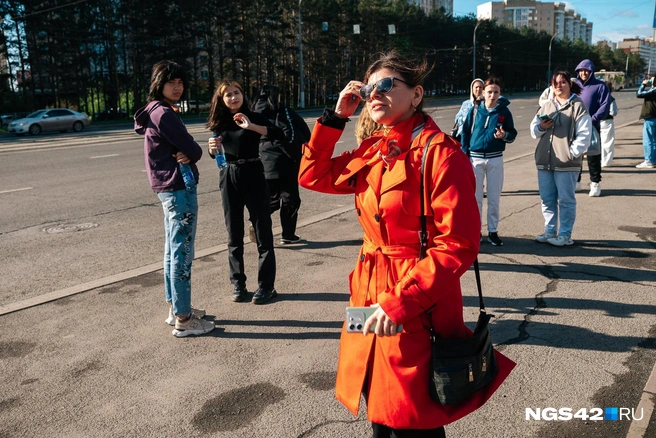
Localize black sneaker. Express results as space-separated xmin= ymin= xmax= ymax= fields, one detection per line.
xmin=280 ymin=235 xmax=302 ymax=244
xmin=232 ymin=285 xmax=248 ymax=302
xmin=252 ymin=288 xmax=277 ymax=304
xmin=487 ymin=232 xmax=503 ymax=246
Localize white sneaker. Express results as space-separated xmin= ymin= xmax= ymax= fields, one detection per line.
xmin=547 ymin=235 xmax=574 ymax=247
xmin=575 ymin=182 xmax=581 ymax=191
xmin=165 ymin=306 xmax=206 ymax=326
xmin=589 ymin=182 xmax=601 ymax=197
xmin=636 ymin=161 xmax=655 ymax=169
xmin=536 ymin=232 xmax=557 ymax=243
xmin=172 ymin=315 xmax=215 ymax=337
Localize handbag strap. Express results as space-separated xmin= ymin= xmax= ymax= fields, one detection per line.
xmin=419 ymin=137 xmax=486 ymax=314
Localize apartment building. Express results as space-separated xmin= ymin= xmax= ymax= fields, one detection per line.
xmin=618 ymin=38 xmax=656 ymax=78
xmin=477 ymin=0 xmax=593 ymax=44
xmin=410 ymin=0 xmax=453 ymax=16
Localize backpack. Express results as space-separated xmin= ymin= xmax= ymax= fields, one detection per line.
xmin=276 ymin=106 xmax=311 ymax=162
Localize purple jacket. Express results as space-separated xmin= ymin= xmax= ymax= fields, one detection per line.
xmin=575 ymin=59 xmax=611 ymax=129
xmin=134 ymin=101 xmax=202 ymax=193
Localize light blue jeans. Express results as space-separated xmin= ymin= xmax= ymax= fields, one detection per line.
xmin=537 ymin=170 xmax=578 ymax=238
xmin=643 ymin=118 xmax=656 ymax=163
xmin=157 ymin=188 xmax=198 ymax=317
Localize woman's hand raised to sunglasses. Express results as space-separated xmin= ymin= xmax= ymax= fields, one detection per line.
xmin=335 ymin=81 xmax=364 ymax=119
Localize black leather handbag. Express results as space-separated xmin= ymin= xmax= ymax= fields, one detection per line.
xmin=419 ymin=140 xmax=498 ymax=406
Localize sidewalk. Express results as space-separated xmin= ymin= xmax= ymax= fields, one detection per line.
xmin=1 ymin=121 xmax=655 ymax=438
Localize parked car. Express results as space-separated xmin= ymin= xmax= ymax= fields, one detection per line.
xmin=179 ymin=100 xmax=211 ymax=113
xmin=8 ymin=108 xmax=91 ymax=135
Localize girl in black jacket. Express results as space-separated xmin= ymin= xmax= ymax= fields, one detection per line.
xmin=207 ymin=80 xmax=285 ymax=304
xmin=252 ymin=85 xmax=311 ymax=244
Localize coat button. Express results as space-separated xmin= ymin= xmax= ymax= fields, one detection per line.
xmin=374 ymin=213 xmax=380 ymax=222
xmin=360 ymin=254 xmax=365 ymax=262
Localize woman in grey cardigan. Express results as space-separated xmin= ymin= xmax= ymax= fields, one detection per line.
xmin=530 ymin=71 xmax=592 ymax=247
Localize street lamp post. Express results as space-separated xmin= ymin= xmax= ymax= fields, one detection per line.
xmin=625 ymin=48 xmax=630 ymax=85
xmin=547 ymin=32 xmax=557 ymax=83
xmin=298 ymin=0 xmax=305 ymax=108
xmin=473 ymin=20 xmax=481 ymax=80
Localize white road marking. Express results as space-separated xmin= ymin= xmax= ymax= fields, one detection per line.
xmin=89 ymin=154 xmax=120 ymax=159
xmin=0 ymin=187 xmax=33 ymax=194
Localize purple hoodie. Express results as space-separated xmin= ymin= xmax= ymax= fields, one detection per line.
xmin=575 ymin=59 xmax=611 ymax=129
xmin=134 ymin=101 xmax=202 ymax=193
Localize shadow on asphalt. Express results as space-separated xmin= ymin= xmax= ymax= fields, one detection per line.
xmin=464 ymin=295 xmax=656 ymax=319
xmin=492 ymin=319 xmax=656 ymax=352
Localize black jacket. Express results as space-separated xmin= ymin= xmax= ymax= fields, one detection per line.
xmin=253 ymin=98 xmax=310 ymax=179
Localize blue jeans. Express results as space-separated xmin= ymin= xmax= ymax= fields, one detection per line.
xmin=157 ymin=188 xmax=198 ymax=317
xmin=643 ymin=118 xmax=656 ymax=163
xmin=537 ymin=170 xmax=577 ymax=238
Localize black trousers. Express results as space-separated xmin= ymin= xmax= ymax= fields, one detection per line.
xmin=219 ymin=161 xmax=276 ymax=290
xmin=267 ymin=169 xmax=301 ymax=239
xmin=578 ymin=154 xmax=602 ymax=183
xmin=372 ymin=423 xmax=446 ymax=438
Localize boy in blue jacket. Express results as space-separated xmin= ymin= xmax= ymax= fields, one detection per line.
xmin=461 ymin=78 xmax=517 ymax=246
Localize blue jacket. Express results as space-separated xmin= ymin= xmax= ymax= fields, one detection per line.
xmin=461 ymin=96 xmax=517 ymax=158
xmin=454 ymin=78 xmax=485 ymax=137
xmin=575 ymin=59 xmax=611 ymax=129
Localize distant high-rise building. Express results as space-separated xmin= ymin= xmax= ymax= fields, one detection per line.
xmin=476 ymin=0 xmax=592 ymax=44
xmin=409 ymin=0 xmax=453 ymax=16
xmin=618 ymin=38 xmax=656 ymax=78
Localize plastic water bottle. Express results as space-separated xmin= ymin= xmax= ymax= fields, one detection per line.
xmin=213 ymin=134 xmax=228 ymax=169
xmin=179 ymin=162 xmax=196 ymax=190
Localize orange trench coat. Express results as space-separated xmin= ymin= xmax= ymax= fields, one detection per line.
xmin=298 ymin=114 xmax=515 ymax=429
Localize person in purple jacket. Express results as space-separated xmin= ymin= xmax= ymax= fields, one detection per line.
xmin=575 ymin=59 xmax=611 ymax=197
xmin=134 ymin=60 xmax=214 ymax=338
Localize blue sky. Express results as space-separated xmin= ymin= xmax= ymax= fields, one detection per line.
xmin=453 ymin=0 xmax=655 ymax=43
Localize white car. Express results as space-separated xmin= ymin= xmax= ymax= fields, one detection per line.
xmin=8 ymin=108 xmax=91 ymax=135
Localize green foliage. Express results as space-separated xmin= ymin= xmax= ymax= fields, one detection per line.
xmin=0 ymin=0 xmax=648 ymax=113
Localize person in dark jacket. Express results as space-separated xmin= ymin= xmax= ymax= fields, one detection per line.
xmin=134 ymin=60 xmax=214 ymax=337
xmin=575 ymin=59 xmax=611 ymax=196
xmin=206 ymin=79 xmax=285 ymax=304
xmin=252 ymin=85 xmax=311 ymax=244
xmin=636 ymin=76 xmax=656 ymax=168
xmin=461 ymin=77 xmax=517 ymax=246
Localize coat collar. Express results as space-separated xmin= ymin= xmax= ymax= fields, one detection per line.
xmin=334 ymin=114 xmax=441 ymax=190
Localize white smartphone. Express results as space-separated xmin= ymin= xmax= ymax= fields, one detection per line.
xmin=345 ymin=306 xmax=402 ymax=333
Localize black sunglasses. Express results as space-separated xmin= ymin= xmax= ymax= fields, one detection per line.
xmin=359 ymin=77 xmax=412 ymax=101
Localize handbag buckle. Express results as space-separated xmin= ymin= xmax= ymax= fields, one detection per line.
xmin=418 ymin=230 xmax=428 ymax=247
xmin=468 ymin=363 xmax=474 ymax=382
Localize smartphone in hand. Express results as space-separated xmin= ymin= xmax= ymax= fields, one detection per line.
xmin=345 ymin=307 xmax=402 ymax=333
xmin=538 ymin=114 xmax=552 ymax=121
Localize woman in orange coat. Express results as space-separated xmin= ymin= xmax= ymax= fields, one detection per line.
xmin=299 ymin=52 xmax=515 ymax=436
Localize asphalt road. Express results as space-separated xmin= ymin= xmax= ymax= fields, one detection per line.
xmin=0 ymin=90 xmax=654 ymax=437
xmin=0 ymin=91 xmax=641 ymax=307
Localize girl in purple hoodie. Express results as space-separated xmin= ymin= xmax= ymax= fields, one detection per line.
xmin=134 ymin=60 xmax=214 ymax=338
